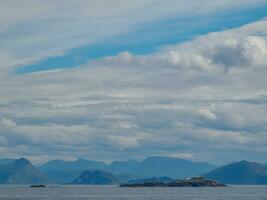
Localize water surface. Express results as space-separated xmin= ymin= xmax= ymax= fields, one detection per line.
xmin=0 ymin=185 xmax=266 ymax=200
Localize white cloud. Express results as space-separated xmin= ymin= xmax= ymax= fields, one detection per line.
xmin=197 ymin=109 xmax=217 ymax=120
xmin=0 ymin=12 xmax=267 ymax=163
xmin=0 ymin=118 xmax=17 ymax=129
xmin=156 ymin=23 xmax=267 ymax=73
xmin=0 ymin=0 xmax=267 ymax=71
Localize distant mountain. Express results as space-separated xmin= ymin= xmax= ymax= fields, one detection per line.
xmin=38 ymin=170 xmax=84 ymax=184
xmin=39 ymin=158 xmax=107 ymax=171
xmin=204 ymin=160 xmax=267 ymax=185
xmin=0 ymin=158 xmax=15 ymax=166
xmin=107 ymin=156 xmax=216 ymax=179
xmin=39 ymin=156 xmax=215 ymax=183
xmin=39 ymin=158 xmax=107 ymax=183
xmin=0 ymin=158 xmax=51 ymax=184
xmin=70 ymin=170 xmax=118 ymax=185
xmin=107 ymin=159 xmax=140 ymax=176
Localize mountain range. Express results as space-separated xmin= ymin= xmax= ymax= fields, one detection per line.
xmin=38 ymin=156 xmax=216 ymax=183
xmin=1 ymin=157 xmax=267 ymax=185
xmin=38 ymin=158 xmax=107 ymax=183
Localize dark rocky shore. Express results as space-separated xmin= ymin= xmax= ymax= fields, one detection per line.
xmin=120 ymin=177 xmax=225 ymax=187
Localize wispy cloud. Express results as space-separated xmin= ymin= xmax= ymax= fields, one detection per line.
xmin=0 ymin=17 xmax=267 ymax=164
xmin=1 ymin=0 xmax=267 ymax=73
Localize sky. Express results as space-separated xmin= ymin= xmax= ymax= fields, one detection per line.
xmin=1 ymin=0 xmax=267 ymax=164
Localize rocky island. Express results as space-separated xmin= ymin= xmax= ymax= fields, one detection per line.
xmin=120 ymin=177 xmax=225 ymax=187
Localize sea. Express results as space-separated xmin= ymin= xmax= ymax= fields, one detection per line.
xmin=0 ymin=185 xmax=266 ymax=200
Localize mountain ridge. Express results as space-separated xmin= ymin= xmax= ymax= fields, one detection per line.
xmin=0 ymin=158 xmax=15 ymax=166
xmin=70 ymin=169 xmax=119 ymax=185
xmin=2 ymin=157 xmax=267 ymax=185
xmin=204 ymin=160 xmax=267 ymax=185
xmin=39 ymin=156 xmax=216 ymax=183
xmin=0 ymin=158 xmax=51 ymax=184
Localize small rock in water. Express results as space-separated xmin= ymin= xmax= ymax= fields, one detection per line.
xmin=30 ymin=184 xmax=46 ymax=188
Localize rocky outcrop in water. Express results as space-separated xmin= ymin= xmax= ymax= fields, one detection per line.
xmin=120 ymin=177 xmax=225 ymax=187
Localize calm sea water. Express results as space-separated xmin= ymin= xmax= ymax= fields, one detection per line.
xmin=0 ymin=185 xmax=266 ymax=200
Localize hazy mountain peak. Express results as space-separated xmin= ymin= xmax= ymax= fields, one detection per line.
xmin=0 ymin=158 xmax=51 ymax=184
xmin=13 ymin=158 xmax=31 ymax=166
xmin=143 ymin=156 xmax=187 ymax=162
xmin=239 ymin=160 xmax=251 ymax=165
xmin=205 ymin=160 xmax=267 ymax=185
xmin=70 ymin=169 xmax=118 ymax=185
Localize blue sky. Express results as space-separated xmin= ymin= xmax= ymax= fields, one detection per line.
xmin=1 ymin=0 xmax=267 ymax=164
xmin=16 ymin=2 xmax=267 ymax=74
